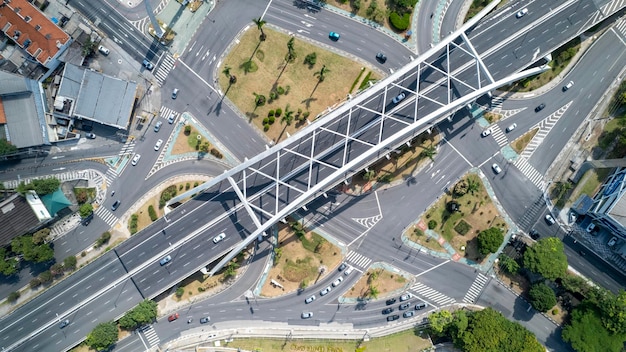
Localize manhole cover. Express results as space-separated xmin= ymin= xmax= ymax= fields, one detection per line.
xmin=118 ymin=59 xmax=123 ymax=64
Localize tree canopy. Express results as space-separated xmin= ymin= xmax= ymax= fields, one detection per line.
xmin=0 ymin=139 xmax=18 ymax=156
xmin=562 ymin=304 xmax=626 ymax=352
xmin=0 ymin=248 xmax=19 ymax=276
xmin=16 ymin=178 xmax=60 ymax=196
xmin=523 ymin=237 xmax=568 ymax=280
xmin=119 ymin=300 xmax=158 ymax=330
xmin=86 ymin=321 xmax=118 ymax=351
xmin=11 ymin=235 xmax=54 ymax=263
xmin=79 ymin=203 xmax=94 ymax=218
xmin=477 ymin=227 xmax=504 ymax=255
xmin=528 ymin=283 xmax=557 ymax=312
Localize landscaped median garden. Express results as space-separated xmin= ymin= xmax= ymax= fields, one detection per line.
xmin=219 ymin=26 xmax=380 ymax=143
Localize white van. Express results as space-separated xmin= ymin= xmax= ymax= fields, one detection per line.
xmin=344 ymin=266 xmax=354 ymax=276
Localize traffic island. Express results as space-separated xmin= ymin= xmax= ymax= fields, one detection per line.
xmin=343 ymin=264 xmax=410 ymax=300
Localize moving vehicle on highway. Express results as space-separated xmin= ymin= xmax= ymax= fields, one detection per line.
xmin=535 ymin=103 xmax=546 ymax=112
xmin=154 ymin=121 xmax=163 ymax=132
xmin=320 ymin=286 xmax=331 ymax=296
xmin=608 ymin=236 xmax=618 ymax=247
xmin=415 ymin=302 xmax=427 ymax=310
xmin=545 ymin=214 xmax=556 ymax=225
xmin=492 ymin=163 xmax=502 ymax=174
xmin=332 ymin=277 xmax=343 ymax=287
xmin=376 ymin=52 xmax=387 ymax=63
xmin=386 ymin=314 xmax=400 ymax=321
xmin=131 ymin=154 xmax=141 ymax=166
xmin=111 ymin=200 xmax=121 ymax=211
xmin=382 ymin=307 xmax=394 ymax=314
xmin=400 ymin=293 xmax=411 ymax=301
xmin=168 ymin=313 xmax=179 ymax=322
xmin=392 ymin=92 xmax=406 ymax=104
xmin=506 ymin=123 xmax=517 ymax=132
xmin=200 ymin=317 xmax=210 ymax=324
xmin=386 ymin=298 xmax=397 ymax=305
xmin=403 ymin=311 xmax=415 ymax=318
xmin=212 ymin=232 xmax=226 ymax=244
xmin=338 ymin=263 xmax=347 ymax=271
xmin=301 ymin=311 xmax=313 ymax=319
xmin=154 ymin=139 xmax=163 ymax=151
xmin=481 ymin=128 xmax=492 ymax=137
xmin=168 ymin=114 xmax=176 ymax=124
xmin=172 ymin=88 xmax=179 ymax=99
xmin=159 ymin=255 xmax=172 ymax=266
xmin=59 ymin=319 xmax=70 ymax=329
xmin=305 ymin=295 xmax=316 ymax=304
xmin=399 ymin=302 xmax=410 ymax=310
xmin=563 ymin=81 xmax=574 ymax=91
xmin=516 ymin=8 xmax=528 ymax=18
xmin=329 ymin=31 xmax=340 ymax=41
xmin=142 ymin=59 xmax=154 ymax=70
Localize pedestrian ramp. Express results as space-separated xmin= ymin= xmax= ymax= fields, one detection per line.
xmin=95 ymin=207 xmax=118 ymax=227
xmin=409 ymin=282 xmax=456 ymax=307
xmin=462 ymin=273 xmax=489 ymax=303
xmin=139 ymin=325 xmax=160 ymax=348
xmin=345 ymin=250 xmax=372 ymax=269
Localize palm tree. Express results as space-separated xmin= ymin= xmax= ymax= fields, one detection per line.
xmin=281 ymin=104 xmax=295 ymax=126
xmin=314 ymin=65 xmax=330 ymax=82
xmin=368 ymin=285 xmax=379 ymax=299
xmin=286 ymin=37 xmax=296 ymax=62
xmin=252 ymin=17 xmax=267 ymax=41
xmin=421 ymin=144 xmax=437 ymax=161
xmin=222 ymin=65 xmax=236 ymax=84
xmin=467 ymin=178 xmax=480 ymax=194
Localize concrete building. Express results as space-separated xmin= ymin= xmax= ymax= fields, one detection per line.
xmin=0 ymin=191 xmax=52 ymax=247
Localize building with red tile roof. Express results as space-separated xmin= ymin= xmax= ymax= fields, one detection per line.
xmin=0 ymin=0 xmax=71 ymax=69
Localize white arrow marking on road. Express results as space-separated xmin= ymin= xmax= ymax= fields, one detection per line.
xmin=53 ymin=168 xmax=66 ymax=171
xmin=303 ymin=14 xmax=316 ymax=20
xmin=300 ymin=21 xmax=313 ymax=27
xmin=297 ymin=29 xmax=310 ymax=34
xmin=51 ymin=156 xmax=65 ymax=159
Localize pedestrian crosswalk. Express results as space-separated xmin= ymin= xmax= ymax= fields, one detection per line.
xmin=2 ymin=170 xmax=98 ymax=189
xmin=345 ymin=250 xmax=372 ymax=269
xmin=119 ymin=139 xmax=136 ymax=156
xmin=95 ymin=206 xmax=118 ymax=227
xmin=601 ymin=0 xmax=626 ymax=18
xmin=513 ymin=157 xmax=544 ymax=189
xmin=517 ymin=194 xmax=545 ymax=232
xmin=521 ymin=102 xmax=571 ymax=159
xmin=615 ymin=18 xmax=626 ymax=39
xmin=154 ymin=54 xmax=177 ymax=86
xmin=159 ymin=106 xmax=178 ymax=121
xmin=490 ymin=96 xmax=504 ymax=110
xmin=489 ymin=125 xmax=508 ymax=147
xmin=410 ymin=282 xmax=456 ymax=307
xmin=139 ymin=325 xmax=160 ymax=348
xmin=463 ymin=273 xmax=489 ymax=303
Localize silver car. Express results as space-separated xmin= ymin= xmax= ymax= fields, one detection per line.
xmin=301 ymin=311 xmax=313 ymax=319
xmin=320 ymin=286 xmax=331 ymax=296
xmin=392 ymin=92 xmax=406 ymax=104
xmin=305 ymin=295 xmax=316 ymax=304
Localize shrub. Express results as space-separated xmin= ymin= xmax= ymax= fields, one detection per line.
xmin=194 ymin=182 xmax=199 ymax=187
xmin=358 ymin=71 xmax=373 ymax=90
xmin=175 ymin=287 xmax=184 ymax=298
xmin=159 ymin=185 xmax=178 ymax=208
xmin=303 ymin=111 xmax=310 ymax=118
xmin=268 ymin=110 xmax=275 ymax=117
xmin=304 ymin=52 xmax=317 ymax=67
xmin=148 ymin=205 xmax=158 ymax=221
xmin=64 ymin=256 xmax=77 ymax=270
xmin=7 ymin=291 xmax=20 ymax=303
xmin=275 ymin=108 xmax=282 ymax=117
xmin=30 ymin=278 xmax=42 ymax=289
xmin=377 ymin=174 xmax=392 ymax=183
xmin=269 ymin=91 xmax=278 ymax=100
xmin=264 ymin=124 xmax=270 ymax=131
xmin=263 ymin=117 xmax=269 ymax=124
xmin=454 ymin=220 xmax=472 ymax=235
xmin=389 ymin=12 xmax=410 ymax=31
xmin=277 ymin=86 xmax=285 ymax=95
xmin=75 ymin=188 xmax=89 ymax=204
xmin=185 ymin=183 xmax=190 ymax=190
xmin=428 ymin=220 xmax=437 ymax=229
xmin=39 ymin=270 xmax=53 ymax=284
xmin=284 ymin=85 xmax=291 ymax=95
xmin=268 ymin=116 xmax=276 ymax=124
xmin=184 ymin=125 xmax=191 ymax=135
xmin=210 ymin=148 xmax=223 ymax=159
xmin=129 ymin=214 xmax=139 ymax=234
xmin=179 ymin=185 xmax=184 ymax=191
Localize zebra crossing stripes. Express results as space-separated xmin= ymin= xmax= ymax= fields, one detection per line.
xmin=615 ymin=18 xmax=626 ymax=39
xmin=345 ymin=251 xmax=372 ymax=269
xmin=513 ymin=157 xmax=544 ymax=189
xmin=154 ymin=54 xmax=177 ymax=86
xmin=463 ymin=273 xmax=489 ymax=303
xmin=95 ymin=206 xmax=118 ymax=227
xmin=139 ymin=325 xmax=160 ymax=348
xmin=520 ymin=102 xmax=570 ymax=159
xmin=489 ymin=125 xmax=508 ymax=147
xmin=159 ymin=106 xmax=178 ymax=121
xmin=119 ymin=140 xmax=136 ymax=156
xmin=410 ymin=282 xmax=456 ymax=307
xmin=490 ymin=96 xmax=504 ymax=110
xmin=601 ymin=0 xmax=626 ymax=17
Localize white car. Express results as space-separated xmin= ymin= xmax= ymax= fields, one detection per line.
xmin=301 ymin=311 xmax=313 ymax=319
xmin=545 ymin=214 xmax=556 ymax=225
xmin=154 ymin=139 xmax=163 ymax=151
xmin=320 ymin=286 xmax=331 ymax=296
xmin=392 ymin=92 xmax=406 ymax=104
xmin=562 ymin=81 xmax=574 ymax=91
xmin=607 ymin=237 xmax=618 ymax=247
xmin=492 ymin=163 xmax=502 ymax=174
xmin=212 ymin=232 xmax=226 ymax=244
xmin=131 ymin=154 xmax=141 ymax=166
xmin=400 ymin=293 xmax=412 ymax=301
xmin=168 ymin=114 xmax=176 ymax=124
xmin=332 ymin=276 xmax=344 ymax=287
xmin=98 ymin=45 xmax=110 ymax=55
xmin=344 ymin=266 xmax=354 ymax=276
xmin=516 ymin=8 xmax=528 ymax=18
xmin=506 ymin=123 xmax=517 ymax=132
xmin=305 ymin=295 xmax=316 ymax=304
xmin=481 ymin=128 xmax=492 ymax=137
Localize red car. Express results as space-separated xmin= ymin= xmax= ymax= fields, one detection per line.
xmin=168 ymin=313 xmax=179 ymax=322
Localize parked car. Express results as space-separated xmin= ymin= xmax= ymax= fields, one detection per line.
xmin=212 ymin=232 xmax=226 ymax=244
xmin=111 ymin=200 xmax=121 ymax=211
xmin=481 ymin=128 xmax=492 ymax=137
xmin=506 ymin=123 xmax=517 ymax=132
xmin=386 ymin=298 xmax=397 ymax=305
xmin=200 ymin=317 xmax=210 ymax=324
xmin=386 ymin=314 xmax=400 ymax=321
xmin=329 ymin=31 xmax=340 ymax=41
xmin=98 ymin=45 xmax=110 ymax=55
xmin=562 ymin=81 xmax=574 ymax=91
xmin=301 ymin=311 xmax=313 ymax=319
xmin=392 ymin=92 xmax=406 ymax=104
xmin=168 ymin=313 xmax=179 ymax=322
xmin=305 ymin=295 xmax=316 ymax=304
xmin=608 ymin=236 xmax=618 ymax=247
xmin=320 ymin=286 xmax=332 ymax=296
xmin=154 ymin=139 xmax=163 ymax=151
xmin=382 ymin=307 xmax=394 ymax=315
xmin=131 ymin=154 xmax=141 ymax=166
xmin=332 ymin=276 xmax=344 ymax=287
xmin=492 ymin=163 xmax=502 ymax=174
xmin=59 ymin=319 xmax=70 ymax=329
xmin=159 ymin=255 xmax=172 ymax=266
xmin=403 ymin=311 xmax=415 ymax=318
xmin=545 ymin=214 xmax=556 ymax=225
xmin=376 ymin=52 xmax=387 ymax=63
xmin=154 ymin=121 xmax=163 ymax=132
xmin=142 ymin=59 xmax=154 ymax=70
xmin=516 ymin=8 xmax=528 ymax=18
xmin=535 ymin=103 xmax=546 ymax=112
xmin=168 ymin=114 xmax=176 ymax=124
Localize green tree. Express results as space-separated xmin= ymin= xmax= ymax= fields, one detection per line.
xmin=477 ymin=227 xmax=504 ymax=255
xmin=597 ymin=289 xmax=626 ymax=334
xmin=428 ymin=310 xmax=454 ymax=336
xmin=32 ymin=228 xmax=50 ymax=245
xmin=528 ymin=283 xmax=557 ymax=312
xmin=12 ymin=235 xmax=54 ymax=263
xmin=79 ymin=203 xmax=93 ymax=218
xmin=63 ymin=256 xmax=77 ymax=271
xmin=281 ymin=105 xmax=295 ymax=126
xmin=7 ymin=291 xmax=20 ymax=303
xmin=119 ymin=300 xmax=158 ymax=330
xmin=467 ymin=178 xmax=480 ymax=194
xmin=286 ymin=37 xmax=296 ymax=62
xmin=17 ymin=178 xmax=60 ymax=195
xmin=497 ymin=253 xmax=520 ymax=274
xmin=273 ymin=247 xmax=283 ymax=263
xmin=222 ymin=65 xmax=236 ymax=84
xmin=363 ymin=170 xmax=376 ymax=181
xmin=0 ymin=139 xmax=18 ymax=156
xmin=367 ymin=285 xmax=379 ymax=299
xmin=85 ymin=321 xmax=118 ymax=351
xmin=523 ymin=237 xmax=568 ymax=280
xmin=252 ymin=17 xmax=267 ymax=41
xmin=420 ymin=144 xmax=437 ymax=161
xmin=81 ymin=38 xmax=97 ymax=57
xmin=0 ymin=248 xmax=19 ymax=276
xmin=314 ymin=65 xmax=329 ymax=82
xmin=224 ymin=261 xmax=239 ymax=279
xmin=562 ymin=305 xmax=626 ymax=352
xmin=561 ymin=274 xmax=593 ymax=297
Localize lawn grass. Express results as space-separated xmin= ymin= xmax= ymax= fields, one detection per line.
xmin=219 ymin=27 xmax=379 ymax=143
xmin=224 ymin=328 xmax=432 ymax=352
xmin=405 ymin=226 xmax=447 ymax=253
xmin=512 ymin=127 xmax=539 ymax=153
xmin=571 ymin=168 xmax=611 ymax=200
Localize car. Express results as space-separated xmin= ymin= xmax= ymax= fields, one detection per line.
xmin=608 ymin=237 xmax=618 ymax=247
xmin=199 ymin=317 xmax=210 ymax=324
xmin=403 ymin=311 xmax=415 ymax=318
xmin=154 ymin=121 xmax=163 ymax=132
xmin=111 ymin=200 xmax=121 ymax=211
xmin=492 ymin=163 xmax=502 ymax=174
xmin=168 ymin=313 xmax=179 ymax=322
xmin=481 ymin=128 xmax=492 ymax=137
xmin=301 ymin=311 xmax=313 ymax=319
xmin=320 ymin=286 xmax=331 ymax=296
xmin=392 ymin=92 xmax=406 ymax=104
xmin=142 ymin=59 xmax=154 ymax=70
xmin=98 ymin=45 xmax=110 ymax=55
xmin=545 ymin=214 xmax=556 ymax=225
xmin=172 ymin=88 xmax=179 ymax=99
xmin=529 ymin=229 xmax=540 ymax=240
xmin=159 ymin=255 xmax=172 ymax=266
xmin=85 ymin=133 xmax=96 ymax=139
xmin=332 ymin=276 xmax=344 ymax=287
xmin=516 ymin=8 xmax=528 ymax=18
xmin=400 ymin=293 xmax=411 ymax=301
xmin=506 ymin=123 xmax=517 ymax=132
xmin=376 ymin=52 xmax=387 ymax=63
xmin=399 ymin=302 xmax=410 ymax=310
xmin=168 ymin=114 xmax=176 ymax=124
xmin=386 ymin=314 xmax=400 ymax=321
xmin=535 ymin=103 xmax=546 ymax=112
xmin=329 ymin=31 xmax=340 ymax=41
xmin=415 ymin=302 xmax=427 ymax=310
xmin=154 ymin=139 xmax=163 ymax=151
xmin=338 ymin=263 xmax=347 ymax=271
xmin=344 ymin=266 xmax=354 ymax=276
xmin=59 ymin=319 xmax=70 ymax=329
xmin=385 ymin=298 xmax=397 ymax=305
xmin=305 ymin=295 xmax=316 ymax=304
xmin=382 ymin=307 xmax=394 ymax=315
xmin=131 ymin=154 xmax=141 ymax=166
xmin=82 ymin=212 xmax=94 ymax=226
xmin=563 ymin=81 xmax=574 ymax=91
xmin=212 ymin=232 xmax=226 ymax=244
